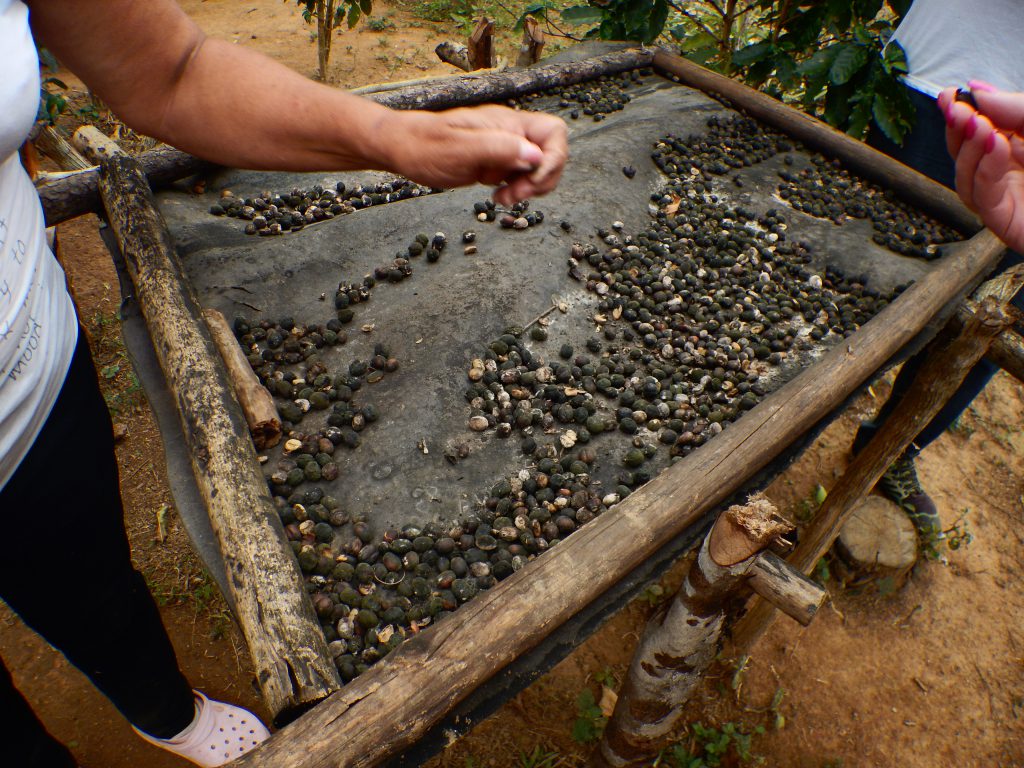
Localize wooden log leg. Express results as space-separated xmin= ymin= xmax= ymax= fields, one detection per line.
xmin=467 ymin=17 xmax=496 ymax=70
xmin=435 ymin=41 xmax=472 ymax=71
xmin=730 ymin=293 xmax=1013 ymax=653
xmin=35 ymin=125 xmax=93 ymax=171
xmin=515 ymin=18 xmax=545 ymax=68
xmin=202 ymin=308 xmax=282 ymax=450
xmin=593 ymin=498 xmax=822 ymax=768
xmin=984 ymin=321 xmax=1024 ymax=384
xmin=89 ymin=142 xmax=341 ymax=722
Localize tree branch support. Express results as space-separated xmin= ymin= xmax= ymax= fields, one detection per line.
xmin=591 ymin=497 xmax=824 ymax=767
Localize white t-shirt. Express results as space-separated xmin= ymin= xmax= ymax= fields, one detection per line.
xmin=0 ymin=0 xmax=78 ymax=491
xmin=893 ymin=0 xmax=1024 ymax=97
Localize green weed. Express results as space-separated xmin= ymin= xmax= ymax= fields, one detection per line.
xmin=366 ymin=15 xmax=394 ymax=31
xmin=664 ymin=721 xmax=764 ymax=767
xmin=517 ymin=745 xmax=564 ymax=768
xmin=571 ymin=687 xmax=607 ymax=744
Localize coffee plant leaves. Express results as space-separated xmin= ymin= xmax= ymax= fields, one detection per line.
xmin=560 ymin=5 xmax=603 ymax=26
xmin=882 ymin=39 xmax=909 ymax=75
xmin=853 ymin=0 xmax=884 ymax=26
xmin=825 ymin=0 xmax=853 ymax=33
xmin=563 ymin=0 xmax=668 ymax=45
xmin=647 ymin=0 xmax=669 ymax=45
xmin=731 ymin=40 xmax=774 ymax=68
xmin=516 ymin=0 xmax=556 ymax=31
xmin=871 ymin=74 xmax=915 ymax=144
xmin=797 ymin=46 xmax=839 ymax=81
xmin=780 ymin=5 xmax=829 ymax=50
xmin=829 ymin=43 xmax=869 ymax=85
xmin=346 ymin=2 xmax=361 ymax=28
xmin=823 ymin=79 xmax=855 ymax=126
xmin=847 ymin=94 xmax=875 ymax=139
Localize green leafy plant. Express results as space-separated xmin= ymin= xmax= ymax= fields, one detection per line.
xmin=558 ymin=0 xmax=916 ymax=145
xmin=571 ymin=687 xmax=608 ymax=743
xmin=294 ymin=0 xmax=374 ymax=80
xmin=666 ymin=721 xmax=764 ymax=767
xmin=412 ymin=0 xmax=474 ymax=25
xmin=365 ymin=14 xmax=394 ymax=30
xmin=812 ymin=555 xmax=831 ymax=586
xmin=517 ymin=745 xmax=564 ymax=768
xmin=728 ymin=1 xmax=915 ymax=144
xmin=36 ymin=48 xmax=69 ymax=124
xmin=38 ymin=76 xmax=69 ymax=125
xmin=558 ymin=0 xmax=669 ymax=45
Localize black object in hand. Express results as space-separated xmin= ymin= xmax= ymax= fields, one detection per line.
xmin=954 ymin=87 xmax=978 ymax=110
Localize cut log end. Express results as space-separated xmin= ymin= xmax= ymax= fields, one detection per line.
xmin=836 ymin=495 xmax=918 ymax=574
xmin=709 ymin=494 xmax=792 ymax=566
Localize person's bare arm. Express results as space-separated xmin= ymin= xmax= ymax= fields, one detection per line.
xmin=26 ymin=0 xmax=566 ymax=203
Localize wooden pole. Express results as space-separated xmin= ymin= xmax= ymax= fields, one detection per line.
xmin=34 ymin=125 xmax=92 ymax=171
xmin=37 ymin=144 xmax=208 ymax=227
xmin=747 ymin=551 xmax=824 ymax=626
xmin=592 ymin=499 xmax=821 ymax=768
xmin=235 ymin=230 xmax=1007 ymax=768
xmin=651 ymin=49 xmax=982 ymax=236
xmin=90 ymin=142 xmax=341 ymax=722
xmin=982 ymin=319 xmax=1024 ymax=384
xmin=72 ymin=125 xmax=122 ymax=164
xmin=730 ymin=290 xmax=1014 ymax=652
xmin=467 ymin=17 xmax=496 ymax=71
xmin=202 ymin=308 xmax=282 ymax=450
xmin=515 ymin=17 xmax=545 ymax=69
xmin=435 ymin=41 xmax=472 ymax=71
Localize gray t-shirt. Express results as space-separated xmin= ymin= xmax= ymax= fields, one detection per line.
xmin=893 ymin=0 xmax=1024 ymax=96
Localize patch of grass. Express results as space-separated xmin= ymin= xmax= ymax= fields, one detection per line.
xmin=408 ymin=0 xmax=473 ymax=23
xmin=517 ymin=745 xmax=564 ymax=767
xmin=571 ymin=687 xmax=607 ymax=744
xmin=88 ymin=308 xmax=144 ymax=415
xmin=663 ymin=721 xmax=765 ymax=767
xmin=366 ymin=15 xmax=395 ymax=31
xmin=792 ymin=484 xmax=827 ymax=523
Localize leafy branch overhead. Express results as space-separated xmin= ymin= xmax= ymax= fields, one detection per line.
xmin=555 ymin=0 xmax=916 ymax=145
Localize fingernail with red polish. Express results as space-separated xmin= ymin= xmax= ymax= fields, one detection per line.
xmin=968 ymin=79 xmax=997 ymax=93
xmin=965 ymin=115 xmax=978 ymax=139
xmin=944 ymin=102 xmax=956 ymax=126
xmin=984 ymin=132 xmax=997 ymax=154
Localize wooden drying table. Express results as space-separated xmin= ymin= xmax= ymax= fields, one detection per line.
xmin=41 ymin=45 xmax=1013 ymax=767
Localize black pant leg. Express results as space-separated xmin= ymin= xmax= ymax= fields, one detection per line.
xmin=0 ymin=332 xmax=195 ymax=739
xmin=0 ymin=660 xmax=76 ymax=768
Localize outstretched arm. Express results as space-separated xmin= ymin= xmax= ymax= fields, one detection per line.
xmin=938 ymin=84 xmax=1024 ymax=252
xmin=26 ymin=0 xmax=567 ymax=204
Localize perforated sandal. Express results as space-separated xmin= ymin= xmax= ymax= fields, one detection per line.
xmin=134 ymin=690 xmax=270 ymax=767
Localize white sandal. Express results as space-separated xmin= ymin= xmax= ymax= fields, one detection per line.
xmin=134 ymin=690 xmax=270 ymax=766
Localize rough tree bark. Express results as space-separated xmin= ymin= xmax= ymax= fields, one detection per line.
xmin=88 ymin=139 xmax=341 ymax=722
xmin=593 ymin=497 xmax=822 ymax=767
xmin=202 ymin=308 xmax=282 ymax=450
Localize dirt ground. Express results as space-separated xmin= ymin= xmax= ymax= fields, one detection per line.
xmin=4 ymin=2 xmax=1022 ymax=767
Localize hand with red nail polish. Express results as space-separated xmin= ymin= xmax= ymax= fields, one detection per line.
xmin=938 ymin=85 xmax=1024 ymax=251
